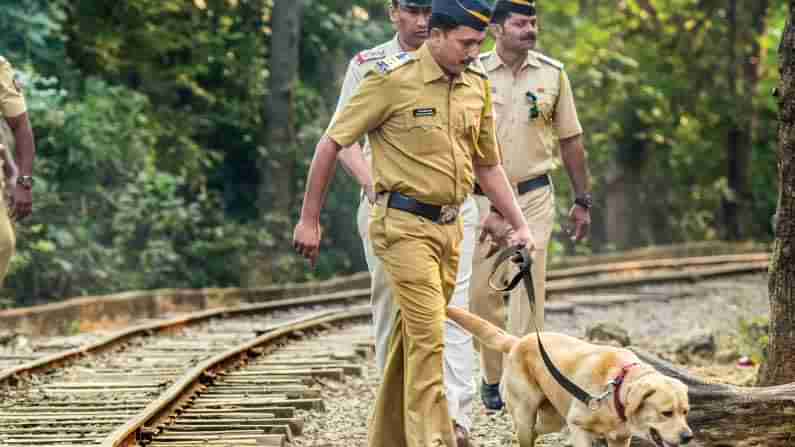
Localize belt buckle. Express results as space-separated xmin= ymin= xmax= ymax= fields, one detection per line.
xmin=437 ymin=205 xmax=459 ymax=224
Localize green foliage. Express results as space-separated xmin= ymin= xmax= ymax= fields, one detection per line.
xmin=540 ymin=0 xmax=784 ymax=248
xmin=0 ymin=0 xmax=787 ymax=306
xmin=737 ymin=316 xmax=770 ymax=365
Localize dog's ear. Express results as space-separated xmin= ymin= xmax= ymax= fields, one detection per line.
xmin=626 ymin=381 xmax=656 ymax=417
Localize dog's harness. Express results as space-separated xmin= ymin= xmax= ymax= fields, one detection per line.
xmin=490 ymin=245 xmax=638 ymax=414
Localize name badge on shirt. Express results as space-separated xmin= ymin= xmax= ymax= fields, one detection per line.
xmin=413 ymin=108 xmax=436 ymax=117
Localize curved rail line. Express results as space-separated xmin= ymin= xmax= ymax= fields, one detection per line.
xmin=0 ymin=305 xmax=371 ymax=447
xmin=104 ymin=306 xmax=371 ymax=447
xmin=0 ymin=304 xmax=370 ymax=446
xmin=0 ymin=289 xmax=368 ymax=387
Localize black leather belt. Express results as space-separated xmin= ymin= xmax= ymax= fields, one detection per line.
xmin=386 ymin=192 xmax=459 ymax=224
xmin=474 ymin=174 xmax=550 ymax=196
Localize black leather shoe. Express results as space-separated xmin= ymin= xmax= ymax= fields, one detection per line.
xmin=454 ymin=422 xmax=470 ymax=447
xmin=480 ymin=379 xmax=504 ymax=411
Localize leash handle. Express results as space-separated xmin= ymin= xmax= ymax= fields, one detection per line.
xmin=487 ymin=245 xmax=530 ymax=292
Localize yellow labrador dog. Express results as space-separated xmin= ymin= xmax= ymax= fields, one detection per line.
xmin=446 ymin=307 xmax=693 ymax=447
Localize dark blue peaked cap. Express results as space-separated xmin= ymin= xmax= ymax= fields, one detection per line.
xmin=432 ymin=0 xmax=493 ymax=31
xmin=398 ymin=0 xmax=432 ymax=6
xmin=492 ymin=0 xmax=536 ymax=18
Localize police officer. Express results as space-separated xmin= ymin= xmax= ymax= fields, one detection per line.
xmin=470 ymin=0 xmax=592 ymax=411
xmin=293 ymin=0 xmax=534 ymax=444
xmin=0 ymin=56 xmax=36 ymax=285
xmin=331 ymin=0 xmax=479 ymax=439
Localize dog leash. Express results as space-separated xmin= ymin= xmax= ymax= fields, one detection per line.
xmin=489 ymin=245 xmax=617 ymax=411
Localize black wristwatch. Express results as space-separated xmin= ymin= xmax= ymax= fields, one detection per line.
xmin=574 ymin=193 xmax=593 ymax=210
xmin=17 ymin=175 xmax=34 ymax=190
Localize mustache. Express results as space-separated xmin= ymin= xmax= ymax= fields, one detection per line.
xmin=521 ymin=32 xmax=537 ymax=41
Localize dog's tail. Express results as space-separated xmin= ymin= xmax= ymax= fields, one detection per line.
xmin=446 ymin=306 xmax=517 ymax=353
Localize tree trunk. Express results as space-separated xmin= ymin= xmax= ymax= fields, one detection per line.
xmin=605 ymin=162 xmax=631 ymax=249
xmin=724 ymin=0 xmax=770 ymax=240
xmin=723 ymin=0 xmax=749 ymax=241
xmin=255 ymin=0 xmax=304 ymax=283
xmin=758 ymin=2 xmax=795 ymax=387
xmin=744 ymin=0 xmax=770 ymax=166
xmin=259 ymin=0 xmax=304 ymax=221
xmin=630 ymin=349 xmax=795 ymax=447
xmin=605 ymin=139 xmax=649 ymax=250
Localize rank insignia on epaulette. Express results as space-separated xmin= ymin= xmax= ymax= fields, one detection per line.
xmin=356 ymin=48 xmax=387 ymax=65
xmin=374 ymin=52 xmax=415 ymax=75
xmin=534 ymin=52 xmax=564 ymax=70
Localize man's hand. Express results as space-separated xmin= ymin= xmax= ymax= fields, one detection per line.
xmin=11 ymin=185 xmax=31 ymax=221
xmin=293 ymin=218 xmax=323 ymax=267
xmin=506 ymin=224 xmax=535 ymax=252
xmin=479 ymin=211 xmax=512 ymax=258
xmin=364 ymin=183 xmax=376 ymax=205
xmin=567 ymin=204 xmax=590 ymax=242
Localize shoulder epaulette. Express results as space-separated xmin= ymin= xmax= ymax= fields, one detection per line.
xmin=533 ymin=51 xmax=564 ymax=70
xmin=466 ymin=61 xmax=487 ymax=79
xmin=355 ymin=47 xmax=387 ymax=65
xmin=372 ymin=52 xmax=416 ymax=75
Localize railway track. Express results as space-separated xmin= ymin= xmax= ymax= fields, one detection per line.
xmin=545 ymin=253 xmax=769 ymax=293
xmin=0 ymin=252 xmax=771 ymax=446
xmin=0 ymin=253 xmax=768 ymax=374
xmin=0 ymin=293 xmax=370 ymax=446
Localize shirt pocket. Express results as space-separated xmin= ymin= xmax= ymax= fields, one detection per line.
xmin=395 ymin=110 xmax=445 ymax=156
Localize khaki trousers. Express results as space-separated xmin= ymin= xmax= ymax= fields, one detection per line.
xmin=368 ymin=202 xmax=462 ymax=447
xmin=0 ymin=195 xmax=15 ymax=285
xmin=357 ymin=196 xmax=477 ymax=430
xmin=469 ymin=184 xmax=555 ymax=384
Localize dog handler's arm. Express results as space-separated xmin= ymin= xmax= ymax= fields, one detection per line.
xmin=474 ymin=163 xmax=534 ymax=251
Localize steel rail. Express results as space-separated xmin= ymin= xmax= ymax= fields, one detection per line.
xmin=547 ymin=260 xmax=769 ymax=294
xmin=101 ymin=305 xmax=371 ymax=447
xmin=547 ymin=253 xmax=770 ymax=280
xmin=0 ymin=288 xmax=369 ymax=386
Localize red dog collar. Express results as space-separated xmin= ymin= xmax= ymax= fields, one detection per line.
xmin=614 ymin=363 xmax=640 ymax=421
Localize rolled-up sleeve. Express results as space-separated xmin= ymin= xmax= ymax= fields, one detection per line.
xmin=327 ymin=72 xmax=393 ymax=148
xmin=554 ymin=70 xmax=583 ymax=139
xmin=474 ymin=80 xmax=501 ymax=166
xmin=326 ymin=58 xmax=363 ymax=133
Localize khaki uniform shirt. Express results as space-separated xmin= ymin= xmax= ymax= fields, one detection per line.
xmin=327 ymin=35 xmax=402 ymax=161
xmin=328 ymin=43 xmax=501 ymax=206
xmin=480 ymin=50 xmax=582 ymax=182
